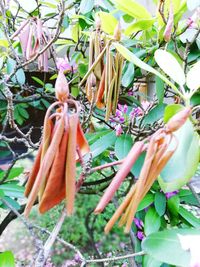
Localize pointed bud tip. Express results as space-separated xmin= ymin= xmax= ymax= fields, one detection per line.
xmin=166 ymin=107 xmax=191 ymax=132
xmin=55 ymin=71 xmax=69 ymax=102
xmin=114 ymin=22 xmax=121 ymax=41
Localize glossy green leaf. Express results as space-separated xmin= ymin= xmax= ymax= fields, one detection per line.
xmin=159 ymin=121 xmax=200 ymax=192
xmin=154 ymin=49 xmax=185 ymax=86
xmin=167 ymin=195 xmax=180 ymax=217
xmin=143 ymin=103 xmax=166 ymax=125
xmin=98 ymin=12 xmax=118 ymax=35
xmin=186 ymin=61 xmax=200 ymax=91
xmin=113 ymin=0 xmax=152 ymax=19
xmin=31 ymin=76 xmax=44 ymax=86
xmin=142 ymin=229 xmax=200 ymax=267
xmin=131 ymin=152 xmax=146 ymax=178
xmin=125 ymin=18 xmax=156 ymax=35
xmin=155 ymin=76 xmax=164 ymax=104
xmin=6 ymin=58 xmax=25 ymax=85
xmin=137 ymin=193 xmax=154 ymax=212
xmin=115 ymin=134 xmax=133 ymax=160
xmin=90 ymin=131 xmax=117 ymax=158
xmin=113 ymin=43 xmax=179 ymax=94
xmin=0 ymin=167 xmax=24 ymax=180
xmin=179 ymin=206 xmax=200 ymax=228
xmin=154 ymin=192 xmax=166 ymax=216
xmin=144 ymin=207 xmax=161 ymax=235
xmin=121 ymin=62 xmax=134 ymax=87
xmin=2 ymin=196 xmax=21 ymax=210
xmin=0 ymin=251 xmax=15 ymax=267
xmin=80 ymin=0 xmax=94 ymax=14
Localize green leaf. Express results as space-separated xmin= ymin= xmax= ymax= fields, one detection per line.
xmin=31 ymin=76 xmax=44 ymax=86
xmin=80 ymin=0 xmax=94 ymax=14
xmin=142 ymin=229 xmax=200 ymax=267
xmin=155 ymin=76 xmax=164 ymax=104
xmin=2 ymin=196 xmax=21 ymax=210
xmin=113 ymin=0 xmax=152 ymax=19
xmin=159 ymin=121 xmax=200 ymax=192
xmin=154 ymin=49 xmax=185 ymax=86
xmin=143 ymin=104 xmax=166 ymax=125
xmin=143 ymin=255 xmax=161 ymax=267
xmin=131 ymin=152 xmax=146 ymax=178
xmin=167 ymin=195 xmax=180 ymax=217
xmin=113 ymin=43 xmax=179 ymax=94
xmin=163 ymin=104 xmax=183 ymax=123
xmin=178 ymin=206 xmax=200 ymax=228
xmin=125 ymin=18 xmax=156 ymax=36
xmin=90 ymin=131 xmax=117 ymax=158
xmin=6 ymin=58 xmax=25 ymax=85
xmin=144 ymin=207 xmax=161 ymax=236
xmin=121 ymin=62 xmax=134 ymax=87
xmin=186 ymin=61 xmax=200 ymax=91
xmin=98 ymin=12 xmax=118 ymax=35
xmin=18 ymin=106 xmax=29 ymax=119
xmin=0 ymin=251 xmax=15 ymax=267
xmin=137 ymin=193 xmax=154 ymax=212
xmin=0 ymin=167 xmax=24 ymax=180
xmin=114 ymin=134 xmax=133 ymax=160
xmin=0 ymin=183 xmax=24 ymax=198
xmin=62 ymin=15 xmax=69 ymax=29
xmin=154 ymin=192 xmax=166 ymax=216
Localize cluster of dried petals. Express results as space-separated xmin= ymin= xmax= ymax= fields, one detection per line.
xmin=11 ymin=17 xmax=51 ymax=71
xmin=94 ymin=107 xmax=191 ymax=233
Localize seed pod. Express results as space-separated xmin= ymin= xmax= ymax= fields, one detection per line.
xmin=55 ymin=71 xmax=69 ymax=102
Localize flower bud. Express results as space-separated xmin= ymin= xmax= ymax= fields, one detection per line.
xmin=55 ymin=71 xmax=69 ymax=102
xmin=166 ymin=107 xmax=191 ymax=133
xmin=114 ymin=22 xmax=121 ymax=41
xmin=163 ymin=2 xmax=174 ymax=42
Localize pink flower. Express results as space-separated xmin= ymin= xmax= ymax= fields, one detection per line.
xmin=56 ymin=57 xmax=77 ymax=73
xmin=130 ymin=107 xmax=143 ymax=119
xmin=165 ymin=190 xmax=179 ymax=199
xmin=115 ymin=124 xmax=123 ymax=136
xmin=137 ymin=231 xmax=145 ymax=240
xmin=187 ymin=7 xmax=200 ymax=29
xmin=133 ymin=218 xmax=144 ymax=230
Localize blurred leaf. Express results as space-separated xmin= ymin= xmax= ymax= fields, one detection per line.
xmin=142 ymin=229 xmax=200 ymax=267
xmin=137 ymin=193 xmax=154 ymax=212
xmin=186 ymin=61 xmax=200 ymax=91
xmin=143 ymin=103 xmax=166 ymax=125
xmin=154 ymin=192 xmax=166 ymax=216
xmin=155 ymin=76 xmax=164 ymax=104
xmin=121 ymin=62 xmax=134 ymax=87
xmin=90 ymin=131 xmax=117 ymax=158
xmin=80 ymin=0 xmax=94 ymax=14
xmin=0 ymin=251 xmax=15 ymax=267
xmin=115 ymin=134 xmax=133 ymax=160
xmin=0 ymin=183 xmax=24 ymax=198
xmin=178 ymin=206 xmax=200 ymax=228
xmin=144 ymin=207 xmax=161 ymax=235
xmin=125 ymin=18 xmax=155 ymax=35
xmin=2 ymin=196 xmax=21 ymax=210
xmin=163 ymin=104 xmax=183 ymax=123
xmin=31 ymin=76 xmax=44 ymax=86
xmin=6 ymin=58 xmax=25 ymax=85
xmin=62 ymin=15 xmax=69 ymax=29
xmin=113 ymin=0 xmax=152 ymax=19
xmin=0 ymin=167 xmax=24 ymax=180
xmin=131 ymin=152 xmax=146 ymax=177
xmin=154 ymin=49 xmax=185 ymax=86
xmin=159 ymin=121 xmax=200 ymax=192
xmin=143 ymin=255 xmax=161 ymax=267
xmin=167 ymin=195 xmax=180 ymax=217
xmin=98 ymin=12 xmax=118 ymax=34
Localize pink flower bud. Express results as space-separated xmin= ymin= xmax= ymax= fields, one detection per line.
xmin=164 ymin=2 xmax=174 ymax=42
xmin=115 ymin=124 xmax=123 ymax=136
xmin=55 ymin=71 xmax=69 ymax=102
xmin=166 ymin=107 xmax=191 ymax=133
